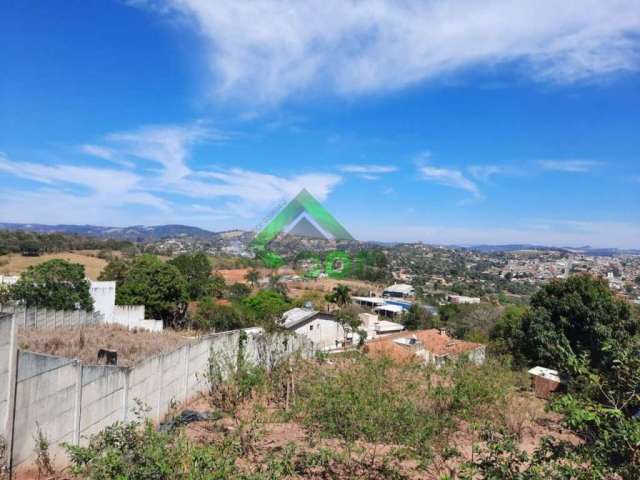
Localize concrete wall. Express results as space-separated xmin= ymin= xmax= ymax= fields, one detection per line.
xmin=0 ymin=305 xmax=103 ymax=329
xmin=0 ymin=312 xmax=314 ymax=471
xmin=111 ymin=305 xmax=145 ymax=328
xmin=89 ymin=281 xmax=116 ymax=322
xmin=293 ymin=316 xmax=348 ymax=350
xmin=0 ymin=313 xmax=15 ymax=437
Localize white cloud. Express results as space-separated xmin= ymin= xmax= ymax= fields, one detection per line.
xmin=0 ymin=122 xmax=343 ymax=225
xmin=133 ymin=0 xmax=640 ymax=103
xmin=339 ymin=164 xmax=397 ymax=174
xmin=538 ymin=159 xmax=603 ymax=172
xmin=419 ymin=165 xmax=481 ymax=198
xmin=469 ymin=165 xmax=503 ymax=181
xmin=80 ymin=144 xmax=115 ymax=161
xmin=106 ymin=123 xmax=225 ymax=183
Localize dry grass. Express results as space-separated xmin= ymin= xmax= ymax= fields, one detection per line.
xmin=0 ymin=251 xmax=108 ymax=280
xmin=17 ymin=325 xmax=190 ymax=367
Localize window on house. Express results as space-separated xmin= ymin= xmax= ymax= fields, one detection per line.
xmin=309 ymin=324 xmax=314 ymax=330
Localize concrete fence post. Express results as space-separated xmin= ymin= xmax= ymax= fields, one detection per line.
xmin=122 ymin=369 xmax=130 ymax=422
xmin=183 ymin=344 xmax=191 ymax=402
xmin=5 ymin=314 xmax=19 ymax=476
xmin=72 ymin=363 xmax=83 ymax=445
xmin=156 ymin=355 xmax=164 ymax=420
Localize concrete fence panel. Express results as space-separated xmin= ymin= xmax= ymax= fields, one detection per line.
xmin=79 ymin=366 xmax=126 ymax=444
xmin=13 ymin=352 xmax=78 ymax=469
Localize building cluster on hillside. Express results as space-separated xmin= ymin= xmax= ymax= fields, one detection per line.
xmin=279 ymin=280 xmax=485 ymax=368
xmin=499 ymin=253 xmax=640 ymax=298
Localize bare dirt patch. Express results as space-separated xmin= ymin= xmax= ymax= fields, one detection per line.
xmin=17 ymin=324 xmax=190 ymax=366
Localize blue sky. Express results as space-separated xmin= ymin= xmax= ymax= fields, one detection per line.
xmin=1 ymin=1 xmax=639 ymax=247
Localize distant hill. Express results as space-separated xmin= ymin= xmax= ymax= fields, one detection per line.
xmin=0 ymin=223 xmax=217 ymax=242
xmin=1 ymin=223 xmax=637 ymax=255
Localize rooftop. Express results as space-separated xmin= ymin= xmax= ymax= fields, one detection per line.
xmin=365 ymin=329 xmax=483 ymax=362
xmin=383 ymin=283 xmax=414 ymax=294
xmin=280 ymin=307 xmax=319 ymax=329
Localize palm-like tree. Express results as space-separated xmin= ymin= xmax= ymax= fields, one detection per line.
xmin=328 ymin=284 xmax=351 ymax=307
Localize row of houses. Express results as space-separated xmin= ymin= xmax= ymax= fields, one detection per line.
xmin=278 ymin=281 xmax=486 ymax=367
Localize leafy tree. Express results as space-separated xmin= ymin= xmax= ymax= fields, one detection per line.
xmin=518 ymin=274 xmax=637 ymax=372
xmin=325 ymin=284 xmax=351 ymax=307
xmin=210 ymin=273 xmax=227 ymax=299
xmin=241 ymin=290 xmax=289 ymax=324
xmin=193 ymin=298 xmax=245 ymax=332
xmin=11 ymin=259 xmax=93 ymax=311
xmin=227 ymin=282 xmax=251 ymax=301
xmin=490 ymin=305 xmax=528 ymax=364
xmin=335 ymin=306 xmax=361 ymax=331
xmin=116 ymin=255 xmax=188 ymax=325
xmin=167 ymin=252 xmax=213 ymax=300
xmin=0 ymin=283 xmax=11 ymax=304
xmin=439 ymin=302 xmax=502 ymax=340
xmin=97 ymin=258 xmax=131 ymax=287
xmin=245 ymin=269 xmax=259 ymax=288
xmin=402 ymin=304 xmax=437 ymax=331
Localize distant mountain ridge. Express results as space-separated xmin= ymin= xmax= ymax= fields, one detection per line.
xmin=0 ymin=223 xmax=637 ymax=255
xmin=0 ymin=222 xmax=217 ymax=242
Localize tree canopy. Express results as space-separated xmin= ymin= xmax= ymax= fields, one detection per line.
xmin=116 ymin=254 xmax=188 ymax=324
xmin=10 ymin=259 xmax=93 ymax=311
xmin=518 ymin=274 xmax=637 ymax=372
xmin=167 ymin=252 xmax=213 ymax=300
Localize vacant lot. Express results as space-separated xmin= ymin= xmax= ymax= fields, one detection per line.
xmin=17 ymin=324 xmax=190 ymax=366
xmin=0 ymin=251 xmax=108 ymax=279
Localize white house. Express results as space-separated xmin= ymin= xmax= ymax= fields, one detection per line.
xmin=279 ymin=307 xmax=354 ymax=350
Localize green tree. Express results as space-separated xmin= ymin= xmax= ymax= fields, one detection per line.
xmin=167 ymin=252 xmax=212 ymax=300
xmin=193 ymin=298 xmax=245 ymax=332
xmin=227 ymin=282 xmax=251 ymax=301
xmin=402 ymin=304 xmax=436 ymax=331
xmin=519 ymin=274 xmax=637 ymax=372
xmin=326 ymin=284 xmax=351 ymax=307
xmin=210 ymin=273 xmax=227 ymax=299
xmin=98 ymin=258 xmax=131 ymax=288
xmin=241 ymin=290 xmax=289 ymax=324
xmin=490 ymin=305 xmax=528 ymax=365
xmin=116 ymin=255 xmax=188 ymax=325
xmin=11 ymin=259 xmax=93 ymax=311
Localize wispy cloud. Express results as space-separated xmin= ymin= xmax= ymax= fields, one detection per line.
xmin=0 ymin=122 xmax=343 ymax=225
xmin=538 ymin=159 xmax=603 ymax=172
xmin=339 ymin=164 xmax=397 ymax=181
xmin=339 ymin=164 xmax=397 ymax=174
xmin=469 ymin=165 xmax=503 ymax=181
xmin=419 ymin=166 xmax=481 ymax=198
xmin=132 ymin=0 xmax=640 ymax=103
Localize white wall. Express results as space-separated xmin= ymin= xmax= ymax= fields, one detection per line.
xmin=294 ymin=315 xmax=348 ymax=350
xmin=111 ymin=305 xmax=151 ymax=329
xmin=89 ymin=281 xmax=116 ymax=322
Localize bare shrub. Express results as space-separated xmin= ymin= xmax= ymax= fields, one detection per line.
xmin=34 ymin=423 xmax=54 ymax=479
